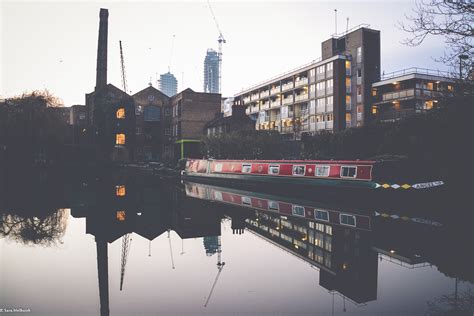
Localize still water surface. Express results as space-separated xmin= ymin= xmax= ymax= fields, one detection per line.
xmin=0 ymin=168 xmax=472 ymax=315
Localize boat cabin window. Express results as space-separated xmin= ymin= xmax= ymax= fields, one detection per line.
xmin=213 ymin=191 xmax=223 ymax=201
xmin=268 ymin=165 xmax=280 ymax=175
xmin=242 ymin=196 xmax=252 ymax=205
xmin=115 ymin=185 xmax=126 ymax=197
xmin=340 ymin=214 xmax=356 ymax=227
xmin=293 ymin=165 xmax=306 ymax=176
xmin=340 ymin=166 xmax=357 ymax=178
xmin=268 ymin=200 xmax=279 ymax=211
xmin=315 ymin=209 xmax=329 ymax=221
xmin=292 ymin=205 xmax=305 ymax=217
xmin=116 ymin=210 xmax=126 ymax=221
xmin=242 ymin=164 xmax=252 ymax=173
xmin=214 ymin=163 xmax=223 ymax=172
xmin=315 ymin=165 xmax=330 ymax=177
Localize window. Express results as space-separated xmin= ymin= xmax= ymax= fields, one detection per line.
xmin=326 ymin=96 xmax=333 ymax=112
xmin=116 ymin=185 xmax=126 ymax=197
xmin=116 ymin=211 xmax=126 ymax=221
xmin=293 ymin=165 xmax=305 ymax=176
xmin=340 ymin=214 xmax=356 ymax=226
xmin=326 ymin=113 xmax=334 ymax=122
xmin=269 ymin=200 xmax=279 ymax=211
xmin=309 ymin=100 xmax=316 ymax=115
xmin=116 ymin=108 xmax=125 ymax=119
xmin=215 ymin=163 xmax=223 ymax=172
xmin=164 ymin=107 xmax=171 ymax=116
xmin=341 ymin=166 xmax=357 ymax=178
xmin=268 ymin=165 xmax=280 ymax=175
xmin=242 ymin=196 xmax=251 ymax=205
xmin=165 ymin=128 xmax=171 ymax=136
xmin=345 ymin=60 xmax=351 ymax=75
xmin=315 ymin=165 xmax=330 ymax=177
xmin=315 ymin=209 xmax=329 ymax=221
xmin=292 ymin=205 xmax=305 ymax=217
xmin=356 ymin=46 xmax=362 ymax=63
xmin=135 ymin=105 xmax=143 ymax=115
xmin=326 ymin=62 xmax=333 ymax=71
xmin=242 ymin=164 xmax=252 ymax=173
xmin=116 ymin=133 xmax=126 ymax=145
xmin=346 ymin=78 xmax=351 ymax=93
xmin=214 ymin=191 xmax=223 ymax=201
xmin=426 ymin=82 xmax=434 ymax=90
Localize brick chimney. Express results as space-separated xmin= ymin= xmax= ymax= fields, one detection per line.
xmin=95 ymin=8 xmax=108 ymax=91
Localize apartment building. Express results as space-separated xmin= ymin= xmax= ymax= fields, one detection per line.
xmin=233 ymin=25 xmax=380 ymax=138
xmin=371 ymin=68 xmax=455 ymax=122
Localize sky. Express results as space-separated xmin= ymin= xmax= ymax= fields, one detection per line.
xmin=1 ymin=0 xmax=448 ymax=106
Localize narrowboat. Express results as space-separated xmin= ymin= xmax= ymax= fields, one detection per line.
xmin=182 ymin=159 xmax=444 ymax=192
xmin=184 ymin=181 xmax=372 ymax=231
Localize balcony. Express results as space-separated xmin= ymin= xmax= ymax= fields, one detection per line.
xmin=357 ymin=112 xmax=363 ymax=121
xmin=282 ymin=96 xmax=294 ymax=105
xmin=243 ymin=97 xmax=251 ymax=104
xmin=250 ymin=94 xmax=259 ymax=101
xmin=295 ymin=78 xmax=308 ymax=87
xmin=250 ymin=105 xmax=259 ymax=113
xmin=270 ymin=87 xmax=280 ymax=95
xmin=357 ymin=76 xmax=362 ymax=85
xmin=357 ymin=95 xmax=362 ymax=103
xmin=295 ymin=94 xmax=308 ymax=102
xmin=346 ymin=84 xmax=351 ymax=94
xmin=261 ymin=102 xmax=270 ymax=110
xmin=382 ymin=89 xmax=416 ymax=102
xmin=270 ymin=100 xmax=281 ymax=108
xmin=282 ymin=82 xmax=294 ymax=91
xmin=245 ymin=107 xmax=250 ymax=115
xmin=260 ymin=91 xmax=270 ymax=98
xmin=316 ymin=122 xmax=326 ymax=130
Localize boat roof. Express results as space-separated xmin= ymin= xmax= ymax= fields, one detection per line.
xmin=208 ymin=159 xmax=377 ymax=165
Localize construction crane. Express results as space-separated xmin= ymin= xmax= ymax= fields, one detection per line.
xmin=204 ymin=236 xmax=225 ymax=307
xmin=119 ymin=40 xmax=128 ymax=93
xmin=118 ymin=41 xmax=132 ymax=291
xmin=207 ymin=0 xmax=226 ymax=94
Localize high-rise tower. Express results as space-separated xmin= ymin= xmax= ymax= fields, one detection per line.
xmin=203 ymin=49 xmax=219 ymax=94
xmin=159 ymin=72 xmax=178 ymax=97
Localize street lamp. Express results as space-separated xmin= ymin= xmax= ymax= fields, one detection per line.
xmin=459 ymin=54 xmax=469 ymax=80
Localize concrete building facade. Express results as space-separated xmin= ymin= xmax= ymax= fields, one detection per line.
xmin=233 ymin=25 xmax=381 ymax=139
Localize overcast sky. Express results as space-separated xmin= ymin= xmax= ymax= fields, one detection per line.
xmin=1 ymin=0 xmax=448 ymax=106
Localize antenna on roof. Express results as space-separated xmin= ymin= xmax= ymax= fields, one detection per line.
xmin=334 ymin=9 xmax=338 ymax=35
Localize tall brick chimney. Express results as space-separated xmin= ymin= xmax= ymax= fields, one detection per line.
xmin=95 ymin=8 xmax=108 ymax=91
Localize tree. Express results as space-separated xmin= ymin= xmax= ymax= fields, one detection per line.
xmin=399 ymin=0 xmax=473 ymax=77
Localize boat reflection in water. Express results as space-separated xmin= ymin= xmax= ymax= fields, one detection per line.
xmin=0 ymin=169 xmax=472 ymax=315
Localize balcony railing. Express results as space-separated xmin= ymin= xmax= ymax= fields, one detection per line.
xmin=326 ymin=121 xmax=333 ymax=129
xmin=260 ymin=91 xmax=270 ymax=98
xmin=295 ymin=94 xmax=308 ymax=102
xmin=250 ymin=106 xmax=259 ymax=113
xmin=282 ymin=96 xmax=294 ymax=105
xmin=357 ymin=95 xmax=362 ymax=103
xmin=270 ymin=100 xmax=281 ymax=108
xmin=270 ymin=87 xmax=280 ymax=95
xmin=317 ymin=122 xmax=326 ymax=130
xmin=243 ymin=98 xmax=251 ymax=104
xmin=282 ymin=83 xmax=294 ymax=91
xmin=295 ymin=78 xmax=308 ymax=87
xmin=357 ymin=76 xmax=362 ymax=85
xmin=245 ymin=107 xmax=251 ymax=115
xmin=381 ymin=67 xmax=451 ymax=80
xmin=261 ymin=102 xmax=270 ymax=110
xmin=382 ymin=89 xmax=416 ymax=101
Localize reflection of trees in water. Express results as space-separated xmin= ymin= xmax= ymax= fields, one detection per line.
xmin=0 ymin=209 xmax=68 ymax=246
xmin=426 ymin=287 xmax=474 ymax=316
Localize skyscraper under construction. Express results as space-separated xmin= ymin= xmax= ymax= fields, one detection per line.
xmin=203 ymin=49 xmax=219 ymax=93
xmin=159 ymin=72 xmax=178 ymax=97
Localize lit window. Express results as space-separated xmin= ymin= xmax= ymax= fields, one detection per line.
xmin=372 ymin=89 xmax=377 ymax=96
xmin=341 ymin=166 xmax=357 ymax=178
xmin=447 ymin=85 xmax=453 ymax=92
xmin=424 ymin=100 xmax=434 ymax=110
xmin=116 ymin=211 xmax=126 ymax=221
xmin=116 ymin=185 xmax=126 ymax=196
xmin=116 ymin=133 xmax=126 ymax=145
xmin=372 ymin=106 xmax=378 ymax=114
xmin=346 ymin=113 xmax=352 ymax=122
xmin=116 ymin=108 xmax=125 ymax=119
xmin=426 ymin=82 xmax=434 ymax=90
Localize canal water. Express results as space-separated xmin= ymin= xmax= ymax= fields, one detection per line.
xmin=0 ymin=168 xmax=472 ymax=316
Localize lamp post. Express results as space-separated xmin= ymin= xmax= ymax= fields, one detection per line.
xmin=459 ymin=54 xmax=469 ymax=80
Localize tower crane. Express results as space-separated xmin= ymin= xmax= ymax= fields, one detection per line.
xmin=207 ymin=0 xmax=226 ymax=94
xmin=118 ymin=40 xmax=132 ymax=291
xmin=204 ymin=236 xmax=225 ymax=307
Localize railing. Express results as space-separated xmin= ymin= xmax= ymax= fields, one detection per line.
xmin=245 ymin=107 xmax=251 ymax=115
xmin=243 ymin=97 xmax=251 ymax=104
xmin=282 ymin=83 xmax=294 ymax=91
xmin=357 ymin=95 xmax=362 ymax=103
xmin=282 ymin=96 xmax=294 ymax=105
xmin=260 ymin=91 xmax=269 ymax=98
xmin=270 ymin=87 xmax=280 ymax=95
xmin=295 ymin=94 xmax=308 ymax=102
xmin=261 ymin=102 xmax=270 ymax=110
xmin=237 ymin=57 xmax=323 ymax=95
xmin=270 ymin=100 xmax=281 ymax=108
xmin=250 ymin=106 xmax=259 ymax=113
xmin=326 ymin=121 xmax=333 ymax=129
xmin=317 ymin=122 xmax=326 ymax=130
xmin=382 ymin=89 xmax=415 ymax=101
xmin=251 ymin=94 xmax=259 ymax=101
xmin=357 ymin=76 xmax=362 ymax=85
xmin=330 ymin=23 xmax=371 ymax=38
xmin=295 ymin=78 xmax=308 ymax=87
xmin=381 ymin=67 xmax=451 ymax=80
xmin=374 ymin=109 xmax=416 ymax=122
